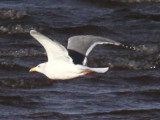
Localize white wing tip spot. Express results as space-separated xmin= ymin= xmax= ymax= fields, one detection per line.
xmin=30 ymin=30 xmax=37 ymax=35
xmin=150 ymin=66 xmax=156 ymax=69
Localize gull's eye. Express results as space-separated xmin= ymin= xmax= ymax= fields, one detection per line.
xmin=38 ymin=65 xmax=40 ymax=68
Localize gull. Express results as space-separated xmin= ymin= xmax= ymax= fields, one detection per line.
xmin=29 ymin=30 xmax=121 ymax=80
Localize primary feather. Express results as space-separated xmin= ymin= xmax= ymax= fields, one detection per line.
xmin=67 ymin=35 xmax=121 ymax=65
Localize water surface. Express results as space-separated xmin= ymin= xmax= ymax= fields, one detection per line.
xmin=0 ymin=1 xmax=160 ymax=120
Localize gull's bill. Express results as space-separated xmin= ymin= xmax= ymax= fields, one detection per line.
xmin=29 ymin=67 xmax=36 ymax=72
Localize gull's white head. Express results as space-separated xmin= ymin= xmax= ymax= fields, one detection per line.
xmin=29 ymin=63 xmax=46 ymax=74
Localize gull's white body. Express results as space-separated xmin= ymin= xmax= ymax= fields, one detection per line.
xmin=42 ymin=62 xmax=84 ymax=80
xmin=30 ymin=30 xmax=119 ymax=80
xmin=43 ymin=62 xmax=109 ymax=80
xmin=34 ymin=61 xmax=109 ymax=80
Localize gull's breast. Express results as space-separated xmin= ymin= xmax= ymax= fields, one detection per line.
xmin=45 ymin=62 xmax=83 ymax=80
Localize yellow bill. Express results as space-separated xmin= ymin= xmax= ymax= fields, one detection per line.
xmin=29 ymin=68 xmax=36 ymax=72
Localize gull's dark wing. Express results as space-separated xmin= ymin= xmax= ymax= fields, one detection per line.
xmin=67 ymin=35 xmax=121 ymax=65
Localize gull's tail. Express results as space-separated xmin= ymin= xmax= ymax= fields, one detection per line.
xmin=77 ymin=65 xmax=109 ymax=74
xmin=88 ymin=67 xmax=109 ymax=73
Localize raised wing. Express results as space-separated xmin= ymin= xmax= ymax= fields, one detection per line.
xmin=30 ymin=30 xmax=72 ymax=63
xmin=67 ymin=35 xmax=121 ymax=65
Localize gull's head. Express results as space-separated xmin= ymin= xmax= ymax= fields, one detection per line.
xmin=29 ymin=63 xmax=46 ymax=74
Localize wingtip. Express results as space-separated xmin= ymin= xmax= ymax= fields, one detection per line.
xmin=116 ymin=42 xmax=121 ymax=46
xmin=30 ymin=30 xmax=37 ymax=35
xmin=111 ymin=42 xmax=121 ymax=46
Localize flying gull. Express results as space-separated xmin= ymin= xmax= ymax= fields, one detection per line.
xmin=29 ymin=30 xmax=121 ymax=80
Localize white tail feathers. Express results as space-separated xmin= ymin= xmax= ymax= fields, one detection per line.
xmin=87 ymin=67 xmax=109 ymax=73
xmin=77 ymin=65 xmax=109 ymax=74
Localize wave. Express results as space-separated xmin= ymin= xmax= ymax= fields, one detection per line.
xmin=7 ymin=108 xmax=159 ymax=119
xmin=0 ymin=48 xmax=44 ymax=57
xmin=86 ymin=0 xmax=160 ymax=3
xmin=113 ymin=0 xmax=160 ymax=3
xmin=87 ymin=43 xmax=160 ymax=70
xmin=84 ymin=108 xmax=160 ymax=116
xmin=27 ymin=111 xmax=67 ymax=119
xmin=26 ymin=108 xmax=160 ymax=116
xmin=0 ymin=77 xmax=52 ymax=88
xmin=53 ymin=25 xmax=118 ymax=35
xmin=0 ymin=48 xmax=45 ymax=71
xmin=0 ymin=24 xmax=44 ymax=34
xmin=127 ymin=12 xmax=160 ymax=21
xmin=0 ymin=8 xmax=27 ymax=20
xmin=0 ymin=61 xmax=28 ymax=71
xmin=54 ymin=25 xmax=106 ymax=34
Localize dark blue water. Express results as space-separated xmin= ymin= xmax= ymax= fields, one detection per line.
xmin=0 ymin=0 xmax=160 ymax=120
